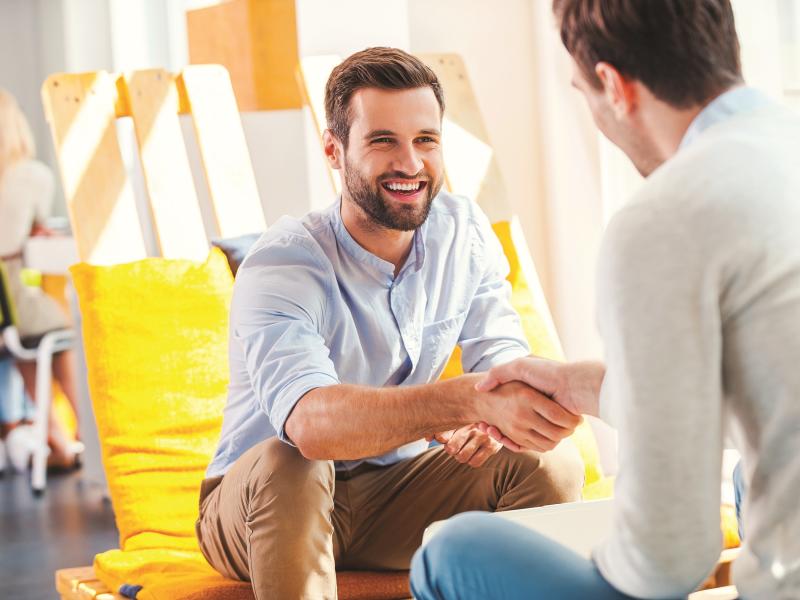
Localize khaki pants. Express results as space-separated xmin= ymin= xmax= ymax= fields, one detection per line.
xmin=196 ymin=437 xmax=584 ymax=600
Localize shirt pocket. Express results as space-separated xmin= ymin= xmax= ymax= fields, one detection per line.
xmin=420 ymin=310 xmax=468 ymax=377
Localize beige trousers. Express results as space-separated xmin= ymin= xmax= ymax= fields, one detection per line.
xmin=196 ymin=437 xmax=584 ymax=600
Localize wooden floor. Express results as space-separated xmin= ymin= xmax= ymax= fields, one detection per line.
xmin=0 ymin=468 xmax=118 ymax=600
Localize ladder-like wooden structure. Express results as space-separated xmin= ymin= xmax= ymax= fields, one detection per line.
xmin=43 ymin=65 xmax=409 ymax=600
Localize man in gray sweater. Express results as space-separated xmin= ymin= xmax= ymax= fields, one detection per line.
xmin=411 ymin=1 xmax=800 ymax=598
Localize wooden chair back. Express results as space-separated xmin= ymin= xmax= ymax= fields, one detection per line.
xmin=41 ymin=65 xmax=266 ymax=265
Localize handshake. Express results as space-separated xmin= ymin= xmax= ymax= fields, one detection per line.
xmin=428 ymin=357 xmax=605 ymax=469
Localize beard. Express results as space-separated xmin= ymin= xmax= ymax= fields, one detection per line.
xmin=342 ymin=157 xmax=442 ymax=231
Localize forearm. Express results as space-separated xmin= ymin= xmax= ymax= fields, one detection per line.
xmin=285 ymin=374 xmax=485 ymax=460
xmin=566 ymin=361 xmax=605 ymax=417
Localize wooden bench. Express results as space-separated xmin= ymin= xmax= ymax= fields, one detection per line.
xmin=56 ymin=566 xmax=411 ymax=600
xmin=57 ymin=550 xmax=737 ymax=600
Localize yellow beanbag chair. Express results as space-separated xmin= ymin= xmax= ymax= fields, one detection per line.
xmin=70 ymin=249 xmax=237 ymax=599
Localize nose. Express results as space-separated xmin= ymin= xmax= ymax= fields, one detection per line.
xmin=392 ymin=142 xmax=424 ymax=176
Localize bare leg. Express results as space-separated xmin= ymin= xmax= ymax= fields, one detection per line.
xmin=15 ymin=361 xmax=76 ymax=468
xmin=52 ymin=350 xmax=80 ymax=440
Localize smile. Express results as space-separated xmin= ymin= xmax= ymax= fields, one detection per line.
xmin=381 ymin=180 xmax=428 ymax=197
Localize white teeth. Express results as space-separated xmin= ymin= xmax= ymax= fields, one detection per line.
xmin=386 ymin=181 xmax=421 ymax=192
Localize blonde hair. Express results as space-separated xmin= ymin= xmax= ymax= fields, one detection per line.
xmin=0 ymin=88 xmax=36 ymax=180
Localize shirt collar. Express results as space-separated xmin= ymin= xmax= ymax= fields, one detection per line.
xmin=679 ymin=86 xmax=773 ymax=151
xmin=330 ymin=199 xmax=427 ymax=281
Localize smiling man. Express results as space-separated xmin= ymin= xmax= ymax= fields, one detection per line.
xmin=194 ymin=47 xmax=584 ymax=600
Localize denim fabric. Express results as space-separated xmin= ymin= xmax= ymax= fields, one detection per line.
xmin=411 ymin=512 xmax=649 ymax=600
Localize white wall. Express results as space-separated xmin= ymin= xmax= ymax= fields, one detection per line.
xmin=407 ymin=0 xmax=552 ymax=303
xmin=0 ymin=1 xmax=50 ymax=193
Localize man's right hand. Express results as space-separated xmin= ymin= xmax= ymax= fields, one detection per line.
xmin=473 ymin=358 xmax=605 ymax=451
xmin=475 ymin=380 xmax=582 ymax=453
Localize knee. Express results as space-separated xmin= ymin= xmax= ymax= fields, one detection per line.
xmin=540 ymin=440 xmax=585 ymax=503
xmin=411 ymin=512 xmax=495 ymax=600
xmin=247 ymin=437 xmax=334 ymax=505
xmin=514 ymin=440 xmax=585 ymax=505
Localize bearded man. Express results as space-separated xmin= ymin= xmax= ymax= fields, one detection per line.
xmin=194 ymin=47 xmax=584 ymax=600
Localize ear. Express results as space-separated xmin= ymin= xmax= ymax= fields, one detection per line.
xmin=595 ymin=62 xmax=637 ymax=119
xmin=323 ymin=129 xmax=344 ymax=170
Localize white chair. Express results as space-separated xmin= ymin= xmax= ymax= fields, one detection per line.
xmin=0 ymin=261 xmax=77 ymax=495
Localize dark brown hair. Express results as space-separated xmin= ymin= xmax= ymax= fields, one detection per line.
xmin=324 ymin=47 xmax=445 ymax=146
xmin=553 ymin=0 xmax=743 ymax=108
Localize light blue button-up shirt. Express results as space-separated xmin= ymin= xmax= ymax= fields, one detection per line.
xmin=206 ymin=191 xmax=530 ymax=477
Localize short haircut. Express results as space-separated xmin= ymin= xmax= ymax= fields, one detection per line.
xmin=324 ymin=47 xmax=445 ymax=146
xmin=553 ymin=0 xmax=743 ymax=108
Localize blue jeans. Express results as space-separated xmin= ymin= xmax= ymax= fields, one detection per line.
xmin=411 ymin=511 xmax=641 ymax=600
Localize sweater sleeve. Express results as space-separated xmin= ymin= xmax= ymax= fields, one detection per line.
xmin=592 ymin=203 xmax=724 ymax=598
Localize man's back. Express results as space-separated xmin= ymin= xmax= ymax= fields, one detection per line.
xmin=595 ymin=101 xmax=800 ymax=598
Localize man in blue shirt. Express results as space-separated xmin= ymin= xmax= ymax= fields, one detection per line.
xmin=195 ymin=47 xmax=584 ymax=599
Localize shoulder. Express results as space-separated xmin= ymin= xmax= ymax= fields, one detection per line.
xmin=236 ymin=209 xmax=336 ymax=296
xmin=426 ymin=190 xmax=496 ymax=246
xmin=427 ymin=190 xmax=488 ymax=224
xmin=610 ymin=104 xmax=800 ymax=257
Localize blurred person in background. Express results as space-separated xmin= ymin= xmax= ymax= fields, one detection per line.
xmin=0 ymin=88 xmax=81 ymax=469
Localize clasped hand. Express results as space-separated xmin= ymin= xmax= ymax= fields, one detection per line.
xmin=429 ymin=358 xmax=603 ymax=462
xmin=425 ymin=424 xmax=503 ymax=468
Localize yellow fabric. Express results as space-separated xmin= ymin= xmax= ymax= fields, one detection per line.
xmin=70 ymin=249 xmax=234 ymax=600
xmin=92 ymin=548 xmax=243 ymax=600
xmin=721 ymin=504 xmax=741 ymax=550
xmin=52 ymin=385 xmax=78 ymax=439
xmin=440 ymin=221 xmax=607 ymax=490
xmin=583 ymin=475 xmax=615 ymax=501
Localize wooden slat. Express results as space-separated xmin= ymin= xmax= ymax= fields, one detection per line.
xmin=41 ymin=72 xmax=147 ymax=264
xmin=125 ymin=69 xmax=208 ymax=260
xmin=416 ymin=53 xmax=507 ymax=223
xmin=57 ymin=566 xmax=411 ymax=600
xmin=56 ymin=567 xmax=123 ymax=600
xmin=180 ymin=65 xmax=266 ymax=237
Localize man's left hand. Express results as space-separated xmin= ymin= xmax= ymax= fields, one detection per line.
xmin=426 ymin=423 xmax=503 ymax=468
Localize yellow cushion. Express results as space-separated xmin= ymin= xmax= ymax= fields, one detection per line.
xmin=721 ymin=504 xmax=741 ymax=549
xmin=70 ymin=249 xmax=233 ymax=599
xmin=440 ymin=220 xmax=606 ymax=490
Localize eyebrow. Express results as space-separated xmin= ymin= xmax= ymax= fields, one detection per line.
xmin=363 ymin=128 xmax=441 ymax=139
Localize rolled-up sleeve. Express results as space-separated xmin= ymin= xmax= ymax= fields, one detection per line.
xmin=459 ymin=211 xmax=530 ymax=373
xmin=231 ymin=236 xmax=340 ymax=443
